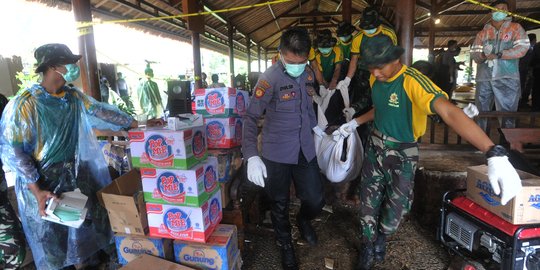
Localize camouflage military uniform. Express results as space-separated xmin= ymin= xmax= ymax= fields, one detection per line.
xmin=359 ymin=65 xmax=447 ymax=243
xmin=359 ymin=130 xmax=418 ymax=241
xmin=0 ymin=162 xmax=26 ymax=270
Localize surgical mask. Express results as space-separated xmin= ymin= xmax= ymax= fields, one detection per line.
xmin=339 ymin=35 xmax=352 ymax=42
xmin=281 ymin=56 xmax=307 ymax=78
xmin=319 ymin=47 xmax=332 ymax=55
xmin=56 ymin=64 xmax=80 ymax=82
xmin=364 ymin=28 xmax=377 ymax=35
xmin=492 ymin=11 xmax=507 ymax=22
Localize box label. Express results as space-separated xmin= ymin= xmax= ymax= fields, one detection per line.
xmin=475 ymin=179 xmax=501 ymax=206
xmin=157 ymin=172 xmax=186 ymax=204
xmin=205 ymin=90 xmax=226 ymax=115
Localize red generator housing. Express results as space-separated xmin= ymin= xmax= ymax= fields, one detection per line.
xmin=438 ymin=191 xmax=540 ymax=270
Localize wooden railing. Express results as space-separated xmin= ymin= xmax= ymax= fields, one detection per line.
xmin=420 ymin=111 xmax=540 ymax=146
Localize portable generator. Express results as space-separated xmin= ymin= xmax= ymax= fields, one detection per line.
xmin=438 ymin=191 xmax=540 ymax=270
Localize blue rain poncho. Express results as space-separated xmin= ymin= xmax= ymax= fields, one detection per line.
xmin=0 ymin=84 xmax=133 ymax=269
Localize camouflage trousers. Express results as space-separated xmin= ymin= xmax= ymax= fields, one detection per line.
xmin=0 ymin=202 xmax=26 ymax=270
xmin=358 ymin=129 xmax=418 ymax=242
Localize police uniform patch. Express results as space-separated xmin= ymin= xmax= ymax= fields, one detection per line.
xmin=259 ymin=80 xmax=271 ymax=90
xmin=281 ymin=93 xmax=293 ymax=101
xmin=307 ymin=74 xmax=313 ymax=81
xmin=255 ymin=87 xmax=265 ymax=98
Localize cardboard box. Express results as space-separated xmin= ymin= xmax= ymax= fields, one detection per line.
xmin=115 ymin=234 xmax=173 ymax=265
xmin=98 ymin=169 xmax=148 ymax=235
xmin=129 ymin=126 xmax=207 ymax=170
xmin=173 ymin=224 xmax=238 ymax=270
xmin=193 ymin=88 xmax=249 ymax=117
xmin=141 ymin=157 xmax=219 ymax=206
xmin=167 ymin=114 xmax=204 ymax=131
xmin=207 ymin=148 xmax=242 ymax=183
xmin=466 ymin=165 xmax=540 ymax=224
xmin=147 ymin=191 xmax=222 ymax=242
xmin=120 ymin=254 xmax=195 ymax=270
xmin=204 ymin=117 xmax=243 ymax=149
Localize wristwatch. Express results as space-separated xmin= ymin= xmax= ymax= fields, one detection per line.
xmin=486 ymin=144 xmax=508 ymax=159
xmin=496 ymin=52 xmax=503 ymax=59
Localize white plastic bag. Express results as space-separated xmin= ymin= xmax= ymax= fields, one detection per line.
xmin=313 ymin=90 xmax=363 ymax=183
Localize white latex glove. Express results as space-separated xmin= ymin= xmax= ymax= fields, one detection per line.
xmin=319 ymin=85 xmax=330 ymax=98
xmin=336 ymin=77 xmax=351 ymax=92
xmin=343 ymin=107 xmax=356 ymax=122
xmin=463 ymin=103 xmax=479 ymax=118
xmin=333 ymin=119 xmax=359 ymax=138
xmin=247 ymin=156 xmax=267 ymax=188
xmin=487 ymin=156 xmax=522 ymax=205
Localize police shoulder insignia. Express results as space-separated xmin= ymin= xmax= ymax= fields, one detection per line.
xmin=255 ymin=87 xmax=266 ymax=98
xmin=259 ymin=80 xmax=271 ymax=90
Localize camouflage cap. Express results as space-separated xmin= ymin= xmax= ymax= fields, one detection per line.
xmin=34 ymin=43 xmax=81 ymax=73
xmin=315 ymin=29 xmax=336 ymax=48
xmin=360 ymin=35 xmax=404 ymax=67
xmin=359 ymin=7 xmax=382 ymax=30
xmin=336 ymin=21 xmax=355 ymax=37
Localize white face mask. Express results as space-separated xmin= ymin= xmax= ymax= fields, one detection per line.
xmin=364 ymin=28 xmax=377 ymax=35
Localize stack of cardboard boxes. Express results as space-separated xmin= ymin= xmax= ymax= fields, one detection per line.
xmin=194 ymin=87 xmax=248 ymax=207
xmin=98 ymin=87 xmax=245 ymax=269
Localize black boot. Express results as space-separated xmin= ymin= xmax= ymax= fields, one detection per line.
xmin=296 ymin=214 xmax=318 ymax=246
xmin=279 ymin=241 xmax=299 ymax=270
xmin=374 ymin=234 xmax=387 ymax=262
xmin=355 ymin=242 xmax=374 ymax=270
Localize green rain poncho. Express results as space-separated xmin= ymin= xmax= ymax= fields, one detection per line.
xmin=138 ymin=66 xmax=163 ymax=118
xmin=0 ymin=84 xmax=133 ymax=269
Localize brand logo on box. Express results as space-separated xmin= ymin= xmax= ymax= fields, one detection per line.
xmin=157 ymin=172 xmax=185 ymax=203
xmin=236 ymin=92 xmax=246 ymax=114
xmin=209 ymin=198 xmax=220 ymax=224
xmin=204 ymin=165 xmax=217 ymax=192
xmin=122 ymin=241 xmax=152 ymax=255
xmin=528 ymin=195 xmax=540 ymax=209
xmin=183 ymin=250 xmax=216 ymax=266
xmin=476 ymin=179 xmax=501 ymax=206
xmin=164 ymin=208 xmax=191 ymax=232
xmin=206 ymin=121 xmax=225 ymax=140
xmin=192 ymin=131 xmax=206 ymax=159
xmin=205 ymin=91 xmax=225 ymax=114
xmin=145 ymin=135 xmax=174 ymax=166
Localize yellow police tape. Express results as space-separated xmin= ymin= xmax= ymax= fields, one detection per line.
xmin=76 ymin=0 xmax=292 ymax=28
xmin=464 ymin=0 xmax=540 ymax=26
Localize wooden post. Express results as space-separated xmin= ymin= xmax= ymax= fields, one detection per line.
xmin=192 ymin=33 xmax=202 ymax=89
xmin=257 ymin=45 xmax=261 ymax=72
xmin=228 ymin=25 xmax=235 ymax=87
xmin=428 ymin=0 xmax=437 ymax=62
xmin=342 ymin=0 xmax=352 ymax=23
xmin=72 ymin=0 xmax=100 ymax=100
xmin=182 ymin=0 xmax=204 ymax=89
xmin=265 ymin=50 xmax=268 ymax=70
xmin=395 ymin=0 xmax=415 ymax=66
xmin=246 ymin=37 xmax=251 ymax=77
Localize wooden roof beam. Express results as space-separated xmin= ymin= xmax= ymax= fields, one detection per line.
xmin=416 ymin=0 xmax=431 ymax=12
xmin=246 ymin=0 xmax=311 ymax=36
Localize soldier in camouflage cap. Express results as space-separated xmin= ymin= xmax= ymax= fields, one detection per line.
xmin=34 ymin=43 xmax=81 ymax=73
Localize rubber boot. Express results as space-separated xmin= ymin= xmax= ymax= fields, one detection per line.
xmin=279 ymin=241 xmax=299 ymax=270
xmin=355 ymin=242 xmax=374 ymax=270
xmin=296 ymin=214 xmax=318 ymax=246
xmin=374 ymin=233 xmax=387 ymax=262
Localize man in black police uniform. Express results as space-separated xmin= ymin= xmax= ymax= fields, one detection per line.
xmin=242 ymin=27 xmax=325 ymax=270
